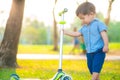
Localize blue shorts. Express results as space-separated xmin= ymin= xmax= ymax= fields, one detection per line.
xmin=86 ymin=48 xmax=106 ymax=74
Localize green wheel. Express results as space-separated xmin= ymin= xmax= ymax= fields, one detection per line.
xmin=10 ymin=74 xmax=20 ymax=80
xmin=60 ymin=75 xmax=72 ymax=80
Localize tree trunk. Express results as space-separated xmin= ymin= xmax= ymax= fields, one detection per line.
xmin=53 ymin=0 xmax=58 ymax=51
xmin=0 ymin=0 xmax=25 ymax=68
xmin=104 ymin=0 xmax=114 ymax=25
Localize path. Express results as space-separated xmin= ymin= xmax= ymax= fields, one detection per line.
xmin=17 ymin=54 xmax=120 ymax=60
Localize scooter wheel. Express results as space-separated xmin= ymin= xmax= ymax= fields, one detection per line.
xmin=10 ymin=74 xmax=20 ymax=80
xmin=61 ymin=75 xmax=72 ymax=80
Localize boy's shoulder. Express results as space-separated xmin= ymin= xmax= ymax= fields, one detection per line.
xmin=79 ymin=18 xmax=106 ymax=31
xmin=91 ymin=18 xmax=107 ymax=28
xmin=93 ymin=18 xmax=105 ymax=25
xmin=92 ymin=18 xmax=101 ymax=23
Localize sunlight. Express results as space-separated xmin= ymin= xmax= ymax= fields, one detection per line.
xmin=0 ymin=0 xmax=120 ymax=27
xmin=0 ymin=0 xmax=12 ymax=27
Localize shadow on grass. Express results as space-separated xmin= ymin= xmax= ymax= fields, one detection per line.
xmin=0 ymin=68 xmax=17 ymax=80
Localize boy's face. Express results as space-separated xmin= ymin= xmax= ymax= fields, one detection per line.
xmin=78 ymin=13 xmax=95 ymax=25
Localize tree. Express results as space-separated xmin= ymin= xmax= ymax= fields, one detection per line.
xmin=0 ymin=0 xmax=25 ymax=68
xmin=53 ymin=0 xmax=58 ymax=50
xmin=104 ymin=0 xmax=114 ymax=25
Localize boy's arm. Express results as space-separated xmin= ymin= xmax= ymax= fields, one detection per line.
xmin=101 ymin=30 xmax=109 ymax=53
xmin=63 ymin=29 xmax=82 ymax=37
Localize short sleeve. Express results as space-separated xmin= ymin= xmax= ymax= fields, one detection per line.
xmin=98 ymin=22 xmax=107 ymax=32
xmin=78 ymin=28 xmax=82 ymax=33
xmin=78 ymin=28 xmax=82 ymax=35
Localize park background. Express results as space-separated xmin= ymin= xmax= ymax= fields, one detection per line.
xmin=0 ymin=0 xmax=120 ymax=80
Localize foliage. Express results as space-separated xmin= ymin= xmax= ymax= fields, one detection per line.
xmin=96 ymin=12 xmax=104 ymax=21
xmin=22 ymin=26 xmax=40 ymax=44
xmin=20 ymin=19 xmax=52 ymax=44
xmin=108 ymin=21 xmax=120 ymax=42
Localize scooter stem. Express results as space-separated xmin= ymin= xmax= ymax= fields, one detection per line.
xmin=59 ymin=14 xmax=64 ymax=69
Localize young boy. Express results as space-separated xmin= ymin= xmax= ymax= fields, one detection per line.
xmin=63 ymin=2 xmax=109 ymax=80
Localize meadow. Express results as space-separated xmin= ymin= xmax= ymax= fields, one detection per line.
xmin=0 ymin=60 xmax=120 ymax=80
xmin=0 ymin=43 xmax=120 ymax=80
xmin=18 ymin=43 xmax=120 ymax=55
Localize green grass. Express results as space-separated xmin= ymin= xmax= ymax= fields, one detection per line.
xmin=18 ymin=44 xmax=81 ymax=54
xmin=0 ymin=60 xmax=120 ymax=80
xmin=1 ymin=43 xmax=119 ymax=80
xmin=18 ymin=45 xmax=58 ymax=54
xmin=18 ymin=43 xmax=120 ymax=54
xmin=109 ymin=43 xmax=120 ymax=49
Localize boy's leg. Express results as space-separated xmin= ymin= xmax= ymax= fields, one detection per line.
xmin=92 ymin=72 xmax=100 ymax=80
xmin=92 ymin=51 xmax=106 ymax=80
xmin=86 ymin=53 xmax=94 ymax=74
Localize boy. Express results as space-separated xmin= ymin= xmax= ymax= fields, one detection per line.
xmin=63 ymin=2 xmax=109 ymax=80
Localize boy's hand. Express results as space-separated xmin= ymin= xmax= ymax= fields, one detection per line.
xmin=103 ymin=45 xmax=109 ymax=53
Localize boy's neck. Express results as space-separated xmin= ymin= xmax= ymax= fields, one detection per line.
xmin=87 ymin=17 xmax=96 ymax=26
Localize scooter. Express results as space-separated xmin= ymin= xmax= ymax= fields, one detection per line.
xmin=10 ymin=8 xmax=72 ymax=80
xmin=52 ymin=8 xmax=72 ymax=80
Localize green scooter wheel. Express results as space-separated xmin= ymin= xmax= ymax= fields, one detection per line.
xmin=10 ymin=74 xmax=20 ymax=80
xmin=60 ymin=75 xmax=72 ymax=80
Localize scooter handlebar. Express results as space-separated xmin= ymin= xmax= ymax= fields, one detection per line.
xmin=59 ymin=8 xmax=68 ymax=16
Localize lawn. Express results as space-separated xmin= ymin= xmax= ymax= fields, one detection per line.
xmin=0 ymin=60 xmax=120 ymax=80
xmin=17 ymin=43 xmax=120 ymax=54
xmin=18 ymin=45 xmax=76 ymax=54
xmin=0 ymin=43 xmax=120 ymax=80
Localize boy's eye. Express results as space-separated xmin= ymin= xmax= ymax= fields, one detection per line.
xmin=79 ymin=16 xmax=85 ymax=19
xmin=80 ymin=17 xmax=84 ymax=20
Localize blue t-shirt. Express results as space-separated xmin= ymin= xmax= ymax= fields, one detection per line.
xmin=79 ymin=18 xmax=107 ymax=53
